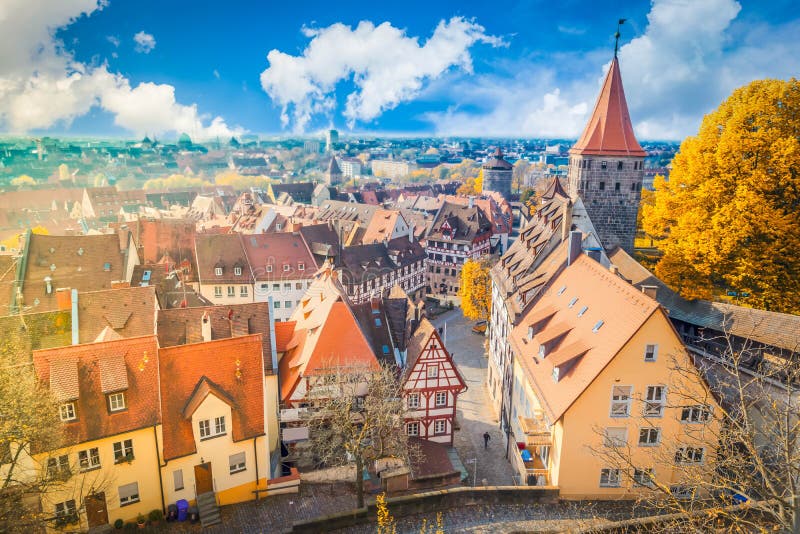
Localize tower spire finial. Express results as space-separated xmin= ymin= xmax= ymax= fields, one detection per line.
xmin=614 ymin=18 xmax=627 ymax=58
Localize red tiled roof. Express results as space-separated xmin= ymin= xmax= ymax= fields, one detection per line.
xmin=32 ymin=336 xmax=161 ymax=447
xmin=194 ymin=233 xmax=253 ymax=284
xmin=274 ymin=321 xmax=296 ymax=352
xmin=570 ymin=58 xmax=647 ymax=157
xmin=158 ymin=335 xmax=265 ymax=460
xmin=138 ymin=218 xmax=196 ymax=265
xmin=240 ymin=232 xmax=315 ymax=281
xmin=77 ymin=286 xmax=157 ymax=344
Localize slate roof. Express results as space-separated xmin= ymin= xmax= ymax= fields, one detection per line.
xmin=483 ymin=147 xmax=513 ymax=170
xmin=158 ymin=335 xmax=266 ymax=460
xmin=32 ymin=335 xmax=161 ymax=448
xmin=608 ymin=247 xmax=800 ymax=352
xmin=77 ymin=286 xmax=157 ymax=343
xmin=156 ymin=302 xmax=275 ymax=373
xmin=271 ymin=183 xmax=315 ymax=204
xmin=299 ymin=223 xmax=340 ymax=266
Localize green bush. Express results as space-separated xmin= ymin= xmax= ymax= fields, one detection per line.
xmin=114 ymin=518 xmax=124 ymax=529
xmin=148 ymin=509 xmax=163 ymax=522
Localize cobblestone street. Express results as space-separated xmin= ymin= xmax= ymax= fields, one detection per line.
xmin=430 ymin=309 xmax=515 ymax=486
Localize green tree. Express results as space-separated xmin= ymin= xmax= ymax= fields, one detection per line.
xmin=642 ymin=79 xmax=800 ymax=313
xmin=458 ymin=258 xmax=492 ymax=322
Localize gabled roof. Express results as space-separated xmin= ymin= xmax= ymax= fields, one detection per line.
xmin=570 ymin=58 xmax=646 ymax=157
xmin=240 ymin=232 xmax=315 ymax=281
xmin=158 ymin=335 xmax=266 ymax=460
xmin=510 ymin=254 xmax=660 ymax=422
xmin=194 ymin=233 xmax=253 ymax=284
xmin=32 ymin=335 xmax=161 ymax=447
xmin=77 ymin=286 xmax=157 ymax=343
xmin=427 ymin=201 xmax=492 ymax=243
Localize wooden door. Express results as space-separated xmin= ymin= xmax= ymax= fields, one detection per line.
xmin=85 ymin=492 xmax=108 ymax=528
xmin=194 ymin=462 xmax=213 ymax=495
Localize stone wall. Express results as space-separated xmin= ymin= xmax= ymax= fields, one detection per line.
xmin=566 ymin=155 xmax=643 ymax=253
xmin=482 ymin=168 xmax=512 ymax=200
xmin=290 ymin=486 xmax=559 ymax=533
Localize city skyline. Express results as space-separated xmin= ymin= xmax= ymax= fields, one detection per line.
xmin=1 ymin=0 xmax=798 ymax=141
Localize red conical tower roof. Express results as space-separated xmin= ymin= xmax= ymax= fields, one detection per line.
xmin=570 ymin=58 xmax=646 ymax=157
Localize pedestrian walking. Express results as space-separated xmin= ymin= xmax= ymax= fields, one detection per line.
xmin=483 ymin=431 xmax=491 ymax=449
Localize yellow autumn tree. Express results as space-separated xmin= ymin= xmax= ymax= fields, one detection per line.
xmin=214 ymin=170 xmax=272 ymax=190
xmin=143 ymin=174 xmax=211 ymax=190
xmin=458 ymin=257 xmax=492 ymax=321
xmin=642 ymin=78 xmax=800 ymax=313
xmin=10 ymin=175 xmax=36 ymax=188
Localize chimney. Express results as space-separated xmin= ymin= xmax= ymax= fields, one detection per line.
xmin=201 ymin=311 xmax=212 ymax=342
xmin=567 ymin=230 xmax=582 ymax=266
xmin=56 ymin=287 xmax=72 ymax=310
xmin=641 ymin=285 xmax=658 ymax=300
xmin=71 ymin=288 xmax=79 ymax=345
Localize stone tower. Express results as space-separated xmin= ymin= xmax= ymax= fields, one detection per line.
xmin=326 ymin=156 xmax=342 ymax=186
xmin=567 ymin=57 xmax=645 ymax=253
xmin=482 ymin=147 xmax=513 ymax=200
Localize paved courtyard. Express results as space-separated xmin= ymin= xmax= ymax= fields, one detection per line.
xmin=430 ymin=309 xmax=515 ymax=487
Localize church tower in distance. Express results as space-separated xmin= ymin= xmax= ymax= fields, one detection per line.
xmin=567 ymin=56 xmax=645 ymax=253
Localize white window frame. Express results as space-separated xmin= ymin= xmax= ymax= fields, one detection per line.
xmin=435 ymin=391 xmax=447 ymax=407
xmin=240 ymin=286 xmax=248 ymax=297
xmin=680 ymin=405 xmax=712 ymax=424
xmin=55 ymin=499 xmax=77 ymax=519
xmin=119 ymin=481 xmax=140 ymax=506
xmin=407 ymin=393 xmax=420 ymax=409
xmin=266 ymin=264 xmax=273 ymax=273
xmin=214 ymin=416 xmax=226 ymax=435
xmin=59 ymin=402 xmax=76 ymax=422
xmin=108 ymin=392 xmax=126 ymax=412
xmin=214 ymin=286 xmax=222 ymax=298
xmin=173 ymin=469 xmax=184 ymax=491
xmin=599 ymin=468 xmax=621 ymax=487
xmin=234 ymin=266 xmax=242 ymax=276
xmin=298 ymin=262 xmax=305 ymax=271
xmin=427 ymin=364 xmax=438 ymax=378
xmin=227 ymin=286 xmax=235 ymax=297
xmin=78 ymin=447 xmax=100 ymax=471
xmin=603 ymin=427 xmax=627 ymax=448
xmin=644 ymin=344 xmax=658 ymax=362
xmin=638 ymin=427 xmax=662 ymax=447
xmin=675 ymin=447 xmax=705 ymax=464
xmin=214 ymin=267 xmax=223 ymax=276
xmin=229 ymin=452 xmax=246 ymax=474
xmin=199 ymin=419 xmax=211 ymax=439
xmin=610 ymin=385 xmax=632 ymax=417
xmin=47 ymin=455 xmax=70 ymax=478
xmin=283 ymin=264 xmax=291 ymax=272
xmin=113 ymin=439 xmax=134 ymax=463
xmin=434 ymin=420 xmax=446 ymax=434
xmin=406 ymin=422 xmax=419 ymax=436
xmin=644 ymin=385 xmax=666 ymax=417
xmin=633 ymin=467 xmax=655 ymax=487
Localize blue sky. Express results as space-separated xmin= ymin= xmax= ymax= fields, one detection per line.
xmin=1 ymin=0 xmax=798 ymax=140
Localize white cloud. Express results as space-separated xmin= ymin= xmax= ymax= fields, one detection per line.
xmin=428 ymin=0 xmax=800 ymax=139
xmin=133 ymin=31 xmax=156 ymax=54
xmin=260 ymin=17 xmax=503 ymax=132
xmin=107 ymin=35 xmax=120 ymax=47
xmin=213 ymin=69 xmax=220 ymax=79
xmin=0 ymin=0 xmax=242 ymax=138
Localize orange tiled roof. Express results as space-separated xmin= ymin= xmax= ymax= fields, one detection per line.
xmin=510 ymin=253 xmax=660 ymax=422
xmin=274 ymin=321 xmax=296 ymax=352
xmin=570 ymin=58 xmax=646 ymax=157
xmin=158 ymin=335 xmax=265 ymax=460
xmin=32 ymin=336 xmax=161 ymax=448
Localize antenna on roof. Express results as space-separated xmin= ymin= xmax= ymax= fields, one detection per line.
xmin=614 ymin=19 xmax=627 ymax=58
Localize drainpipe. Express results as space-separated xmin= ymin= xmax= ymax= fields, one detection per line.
xmin=154 ymin=424 xmax=166 ymax=513
xmin=253 ymin=437 xmax=259 ymax=501
xmin=71 ymin=288 xmax=79 ymax=345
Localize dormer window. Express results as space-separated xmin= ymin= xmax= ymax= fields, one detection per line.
xmin=108 ymin=392 xmax=126 ymax=412
xmin=103 ymin=262 xmax=111 ymax=272
xmin=199 ymin=416 xmax=227 ymax=440
xmin=266 ymin=264 xmax=273 ymax=273
xmin=234 ymin=266 xmax=242 ymax=276
xmin=59 ymin=402 xmax=77 ymax=422
xmin=298 ymin=262 xmax=305 ymax=271
xmin=283 ymin=264 xmax=290 ymax=272
xmin=215 ymin=267 xmax=223 ymax=276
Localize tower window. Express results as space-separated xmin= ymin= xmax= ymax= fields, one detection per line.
xmin=615 ymin=182 xmax=620 ymax=192
xmin=599 ymin=182 xmax=605 ymax=191
xmin=617 ymin=161 xmax=623 ymax=170
xmin=601 ymin=161 xmax=607 ymax=170
xmin=631 ymin=182 xmax=637 ymax=191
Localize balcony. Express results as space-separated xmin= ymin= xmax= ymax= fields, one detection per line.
xmin=511 ymin=444 xmax=550 ymax=487
xmin=518 ymin=415 xmax=552 ymax=447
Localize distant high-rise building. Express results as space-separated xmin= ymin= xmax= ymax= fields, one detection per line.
xmin=326 ymin=156 xmax=342 ymax=185
xmin=325 ymin=129 xmax=339 ymax=152
xmin=566 ymin=57 xmax=645 ymax=254
xmin=303 ymin=140 xmax=321 ymax=154
xmin=481 ymin=147 xmax=513 ymax=200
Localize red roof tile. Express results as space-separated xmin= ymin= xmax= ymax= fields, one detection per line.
xmin=32 ymin=336 xmax=161 ymax=447
xmin=570 ymin=58 xmax=646 ymax=157
xmin=240 ymin=232 xmax=315 ymax=281
xmin=158 ymin=335 xmax=265 ymax=460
